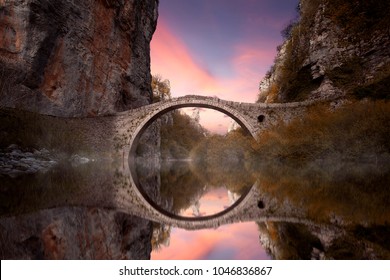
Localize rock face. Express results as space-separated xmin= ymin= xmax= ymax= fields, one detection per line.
xmin=0 ymin=0 xmax=160 ymax=260
xmin=258 ymin=0 xmax=390 ymax=102
xmin=0 ymin=207 xmax=153 ymax=259
xmin=0 ymin=0 xmax=158 ymax=116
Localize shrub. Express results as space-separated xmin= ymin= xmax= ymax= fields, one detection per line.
xmin=325 ymin=0 xmax=390 ymax=42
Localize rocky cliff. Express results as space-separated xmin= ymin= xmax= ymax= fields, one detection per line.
xmin=258 ymin=0 xmax=390 ymax=103
xmin=0 ymin=0 xmax=160 ymax=259
xmin=0 ymin=0 xmax=158 ymax=116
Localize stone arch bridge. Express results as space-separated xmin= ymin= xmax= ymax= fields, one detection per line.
xmin=111 ymin=96 xmax=320 ymax=229
xmin=113 ymin=95 xmax=319 ymax=159
xmin=58 ymin=95 xmax=323 ymax=159
xmin=10 ymin=95 xmax=332 ymax=229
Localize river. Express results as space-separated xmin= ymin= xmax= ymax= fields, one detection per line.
xmin=1 ymin=149 xmax=389 ymax=259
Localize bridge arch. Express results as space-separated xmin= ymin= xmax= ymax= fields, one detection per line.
xmin=126 ymin=96 xmax=259 ymax=225
xmin=128 ymin=96 xmax=257 ymax=158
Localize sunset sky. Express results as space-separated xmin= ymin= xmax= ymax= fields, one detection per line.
xmin=152 ymin=222 xmax=270 ymax=260
xmin=150 ymin=0 xmax=299 ymax=133
xmin=151 ymin=0 xmax=299 ymax=99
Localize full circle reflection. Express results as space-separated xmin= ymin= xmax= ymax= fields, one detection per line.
xmin=136 ymin=160 xmax=254 ymax=217
xmin=132 ymin=108 xmax=255 ymax=218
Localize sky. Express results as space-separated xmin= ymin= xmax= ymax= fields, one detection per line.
xmin=151 ymin=0 xmax=298 ymax=134
xmin=151 ymin=0 xmax=299 ymax=100
xmin=150 ymin=0 xmax=299 ymax=133
xmin=152 ymin=222 xmax=270 ymax=260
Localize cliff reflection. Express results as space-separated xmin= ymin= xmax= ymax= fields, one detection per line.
xmin=251 ymin=158 xmax=390 ymax=259
xmin=252 ymin=159 xmax=390 ymax=226
xmin=0 ymin=159 xmax=154 ymax=259
xmin=257 ymin=221 xmax=390 ymax=259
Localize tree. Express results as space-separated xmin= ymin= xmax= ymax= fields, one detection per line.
xmin=151 ymin=74 xmax=171 ymax=102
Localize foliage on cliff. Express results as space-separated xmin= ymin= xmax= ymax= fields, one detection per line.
xmin=258 ymin=0 xmax=390 ymax=103
xmin=325 ymin=0 xmax=390 ymax=38
xmin=259 ymin=0 xmax=321 ymax=102
xmin=152 ymin=75 xmax=171 ymax=102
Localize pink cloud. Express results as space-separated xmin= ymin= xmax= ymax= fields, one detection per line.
xmin=151 ymin=21 xmax=277 ymax=101
xmin=215 ymin=43 xmax=277 ymax=102
xmin=151 ymin=20 xmax=220 ymax=96
xmin=152 ymin=222 xmax=269 ymax=260
xmin=152 ymin=229 xmax=215 ymax=259
xmin=232 ymin=44 xmax=276 ymax=80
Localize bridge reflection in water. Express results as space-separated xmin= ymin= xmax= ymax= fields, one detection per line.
xmin=1 ymin=154 xmax=390 ymax=259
